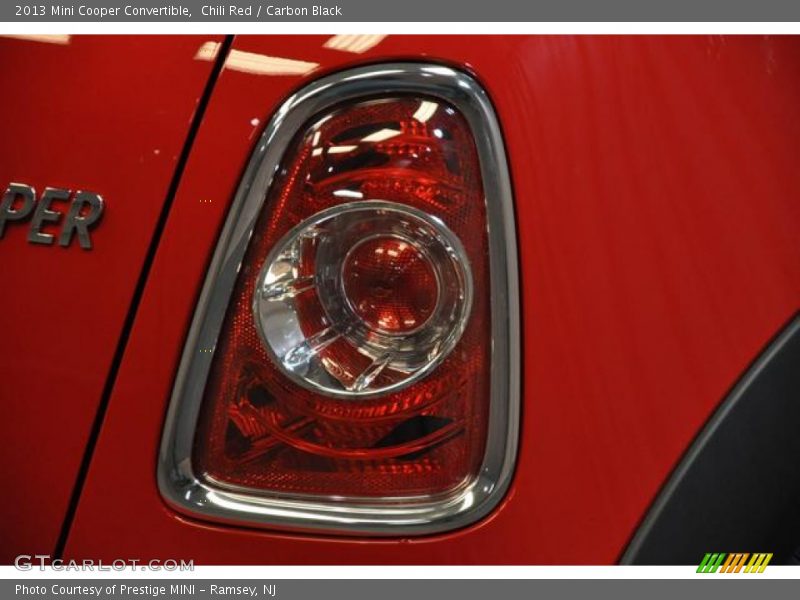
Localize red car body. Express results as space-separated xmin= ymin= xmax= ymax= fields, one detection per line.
xmin=1 ymin=34 xmax=799 ymax=564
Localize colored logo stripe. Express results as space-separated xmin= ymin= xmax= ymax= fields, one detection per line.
xmin=745 ymin=553 xmax=773 ymax=573
xmin=720 ymin=553 xmax=749 ymax=573
xmin=697 ymin=553 xmax=772 ymax=573
xmin=697 ymin=553 xmax=726 ymax=573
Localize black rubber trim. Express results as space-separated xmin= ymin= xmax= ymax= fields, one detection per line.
xmin=621 ymin=312 xmax=800 ymax=565
xmin=52 ymin=35 xmax=234 ymax=559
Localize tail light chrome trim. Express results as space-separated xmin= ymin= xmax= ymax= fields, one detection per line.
xmin=158 ymin=63 xmax=520 ymax=536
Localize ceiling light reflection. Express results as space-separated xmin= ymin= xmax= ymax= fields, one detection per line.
xmin=333 ymin=190 xmax=364 ymax=199
xmin=195 ymin=41 xmax=319 ymax=76
xmin=323 ymin=34 xmax=387 ymax=55
xmin=327 ymin=145 xmax=358 ymax=154
xmin=361 ymin=128 xmax=401 ymax=143
xmin=413 ymin=101 xmax=439 ymax=123
xmin=0 ymin=34 xmax=71 ymax=45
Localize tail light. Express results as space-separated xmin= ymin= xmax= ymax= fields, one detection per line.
xmin=159 ymin=63 xmax=519 ymax=535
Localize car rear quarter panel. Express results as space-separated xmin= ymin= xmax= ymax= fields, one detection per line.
xmin=0 ymin=34 xmax=222 ymax=562
xmin=65 ymin=35 xmax=800 ymax=563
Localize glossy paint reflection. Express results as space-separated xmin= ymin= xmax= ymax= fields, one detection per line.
xmin=65 ymin=35 xmax=800 ymax=564
xmin=0 ymin=34 xmax=223 ymax=561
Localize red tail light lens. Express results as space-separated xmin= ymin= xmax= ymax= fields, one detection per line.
xmin=197 ymin=96 xmax=485 ymax=498
xmin=160 ymin=64 xmax=519 ymax=535
xmin=342 ymin=234 xmax=439 ymax=334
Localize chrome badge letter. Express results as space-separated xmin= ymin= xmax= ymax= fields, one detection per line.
xmin=0 ymin=183 xmax=104 ymax=249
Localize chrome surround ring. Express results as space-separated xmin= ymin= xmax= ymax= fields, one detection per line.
xmin=253 ymin=200 xmax=474 ymax=398
xmin=158 ymin=63 xmax=521 ymax=536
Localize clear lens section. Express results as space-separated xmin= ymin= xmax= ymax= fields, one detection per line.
xmin=254 ymin=201 xmax=472 ymax=397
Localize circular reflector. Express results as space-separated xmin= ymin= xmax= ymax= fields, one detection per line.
xmin=342 ymin=235 xmax=440 ymax=335
xmin=253 ymin=200 xmax=472 ymax=397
